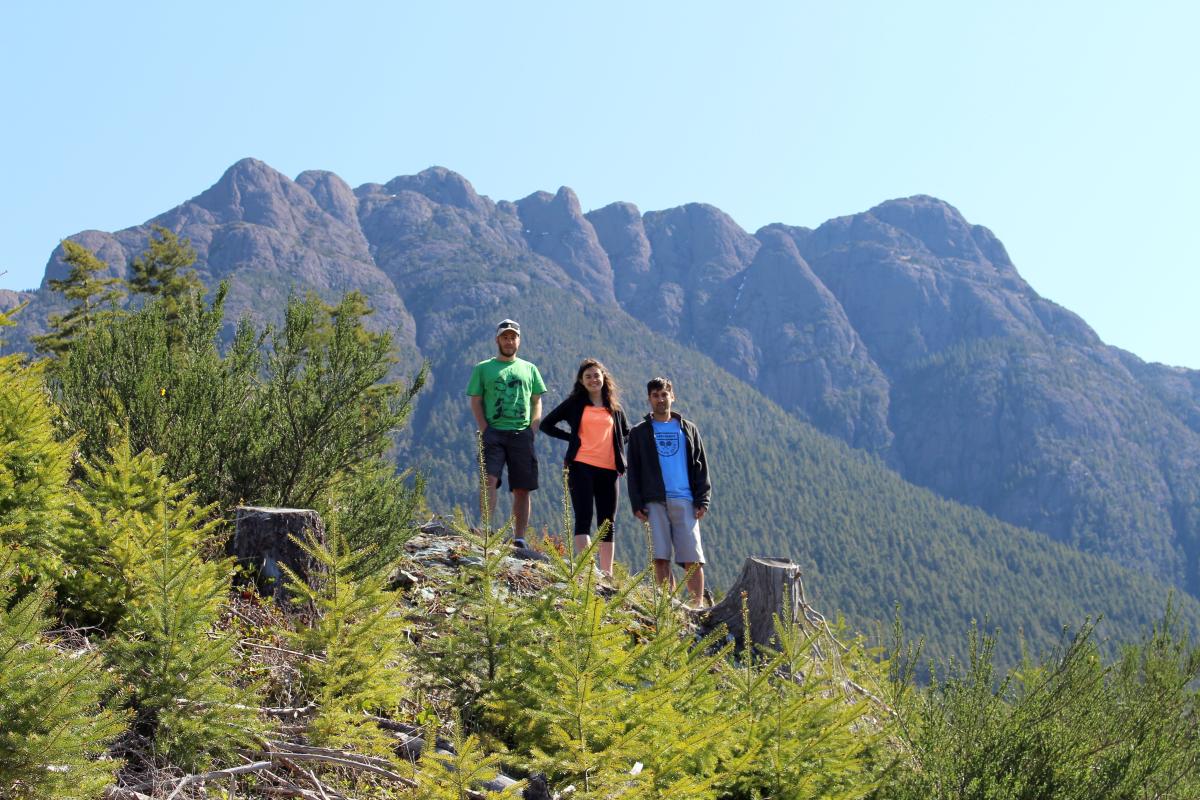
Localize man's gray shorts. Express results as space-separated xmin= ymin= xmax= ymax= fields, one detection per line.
xmin=647 ymin=498 xmax=705 ymax=565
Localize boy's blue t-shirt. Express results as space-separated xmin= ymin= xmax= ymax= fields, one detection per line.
xmin=651 ymin=419 xmax=693 ymax=501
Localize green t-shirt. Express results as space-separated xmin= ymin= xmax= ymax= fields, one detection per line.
xmin=466 ymin=357 xmax=547 ymax=431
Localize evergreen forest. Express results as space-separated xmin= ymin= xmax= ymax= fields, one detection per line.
xmin=3 ymin=236 xmax=1199 ymax=799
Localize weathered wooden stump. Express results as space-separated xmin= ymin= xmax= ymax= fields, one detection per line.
xmin=231 ymin=506 xmax=325 ymax=601
xmin=522 ymin=774 xmax=552 ymax=800
xmin=701 ymin=557 xmax=804 ymax=650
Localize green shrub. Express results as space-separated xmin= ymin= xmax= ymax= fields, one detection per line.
xmin=86 ymin=439 xmax=261 ymax=770
xmin=883 ymin=611 xmax=1200 ymax=800
xmin=51 ymin=287 xmax=426 ymax=554
xmin=0 ymin=351 xmax=75 ymax=585
xmin=0 ymin=555 xmax=126 ymax=800
xmin=284 ymin=528 xmax=410 ymax=755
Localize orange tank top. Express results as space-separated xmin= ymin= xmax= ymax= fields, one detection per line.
xmin=574 ymin=405 xmax=617 ymax=471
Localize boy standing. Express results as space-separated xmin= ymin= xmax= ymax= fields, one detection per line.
xmin=627 ymin=377 xmax=711 ymax=604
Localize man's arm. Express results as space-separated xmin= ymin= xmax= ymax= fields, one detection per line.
xmin=530 ymin=393 xmax=543 ymax=433
xmin=691 ymin=424 xmax=712 ymax=515
xmin=627 ymin=427 xmax=647 ymax=520
xmin=470 ymin=395 xmax=488 ymax=431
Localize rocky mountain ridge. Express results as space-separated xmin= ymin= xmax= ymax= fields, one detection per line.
xmin=8 ymin=157 xmax=1200 ymax=600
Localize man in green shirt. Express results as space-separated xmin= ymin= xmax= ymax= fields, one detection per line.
xmin=466 ymin=319 xmax=547 ymax=546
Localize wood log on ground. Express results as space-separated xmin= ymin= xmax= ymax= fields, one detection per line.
xmin=700 ymin=556 xmax=804 ymax=650
xmin=231 ymin=506 xmax=326 ymax=601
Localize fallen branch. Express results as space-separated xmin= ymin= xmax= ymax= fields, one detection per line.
xmin=366 ymin=715 xmax=455 ymax=754
xmin=256 ymin=701 xmax=319 ymax=718
xmin=240 ymin=639 xmax=327 ymax=662
xmin=103 ymin=788 xmax=154 ymax=800
xmin=265 ymin=741 xmax=397 ymax=770
xmin=271 ymin=752 xmax=415 ymax=787
xmin=277 ymin=756 xmax=345 ymax=800
xmin=172 ymin=697 xmax=318 ymax=718
xmin=164 ymin=760 xmax=274 ymax=800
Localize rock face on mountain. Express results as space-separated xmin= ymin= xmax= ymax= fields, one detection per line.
xmin=781 ymin=196 xmax=1200 ymax=592
xmin=15 ymin=161 xmax=1200 ymax=598
xmin=584 ymin=202 xmax=892 ymax=448
xmin=722 ymin=229 xmax=890 ymax=449
xmin=24 ymin=159 xmax=419 ymax=366
xmin=516 ymin=187 xmax=614 ymax=304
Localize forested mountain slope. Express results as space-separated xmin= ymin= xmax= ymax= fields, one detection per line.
xmin=6 ymin=157 xmax=1199 ymax=666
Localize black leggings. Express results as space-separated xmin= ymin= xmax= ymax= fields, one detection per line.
xmin=568 ymin=461 xmax=619 ymax=542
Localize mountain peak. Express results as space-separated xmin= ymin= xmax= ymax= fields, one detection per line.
xmin=189 ymin=158 xmax=318 ymax=227
xmin=515 ymin=186 xmax=614 ymax=302
xmin=553 ymin=185 xmax=582 ymax=214
xmin=295 ymin=169 xmax=358 ymax=227
xmin=868 ymin=195 xmax=971 ymax=251
xmin=384 ymin=167 xmax=486 ymax=213
xmin=209 ymin=158 xmax=293 ymax=197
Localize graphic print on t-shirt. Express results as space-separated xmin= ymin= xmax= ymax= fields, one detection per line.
xmin=651 ymin=419 xmax=692 ymax=501
xmin=653 ymin=429 xmax=681 ymax=457
xmin=492 ymin=374 xmax=527 ymax=423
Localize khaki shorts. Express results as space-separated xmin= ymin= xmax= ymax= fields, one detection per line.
xmin=647 ymin=499 xmax=705 ymax=565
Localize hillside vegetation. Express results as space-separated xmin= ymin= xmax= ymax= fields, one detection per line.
xmin=391 ymin=272 xmax=1200 ymax=669
xmin=5 ymin=285 xmax=1200 ymax=798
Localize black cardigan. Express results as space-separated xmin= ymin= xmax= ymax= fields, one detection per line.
xmin=539 ymin=393 xmax=631 ymax=474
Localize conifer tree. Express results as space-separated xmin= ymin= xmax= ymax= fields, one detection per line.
xmin=284 ymin=528 xmax=409 ymax=756
xmin=0 ymin=556 xmax=126 ymax=800
xmin=0 ymin=340 xmax=76 ymax=583
xmin=485 ymin=542 xmax=734 ymax=799
xmin=54 ymin=437 xmax=225 ymax=631
xmin=32 ymin=239 xmax=125 ymax=357
xmin=413 ymin=713 xmax=517 ymax=800
xmin=416 ymin=442 xmax=534 ymax=724
xmin=80 ymin=438 xmax=261 ymax=770
xmin=127 ymin=225 xmax=202 ymax=321
xmin=0 ymin=300 xmax=17 ymax=347
xmin=615 ymin=585 xmax=739 ymax=799
xmin=716 ymin=607 xmax=883 ymax=800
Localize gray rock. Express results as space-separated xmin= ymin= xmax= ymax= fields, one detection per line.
xmin=516 ymin=187 xmax=615 ymax=303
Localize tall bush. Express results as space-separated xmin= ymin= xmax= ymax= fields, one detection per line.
xmin=76 ymin=438 xmax=262 ymax=770
xmin=883 ymin=613 xmax=1200 ymax=799
xmin=51 ymin=288 xmax=426 ymax=555
xmin=284 ymin=528 xmax=410 ymax=755
xmin=0 ymin=344 xmax=75 ymax=585
xmin=0 ymin=557 xmax=126 ymax=800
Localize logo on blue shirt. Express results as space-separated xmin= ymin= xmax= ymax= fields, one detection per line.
xmin=651 ymin=420 xmax=692 ymax=501
xmin=654 ymin=430 xmax=681 ymax=458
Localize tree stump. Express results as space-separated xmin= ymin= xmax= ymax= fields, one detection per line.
xmin=231 ymin=506 xmax=326 ymax=602
xmin=522 ymin=774 xmax=552 ymax=800
xmin=701 ymin=557 xmax=804 ymax=651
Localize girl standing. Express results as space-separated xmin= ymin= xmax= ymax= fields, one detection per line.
xmin=540 ymin=359 xmax=630 ymax=575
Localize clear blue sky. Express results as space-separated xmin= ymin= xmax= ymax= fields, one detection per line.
xmin=2 ymin=3 xmax=1196 ymax=367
